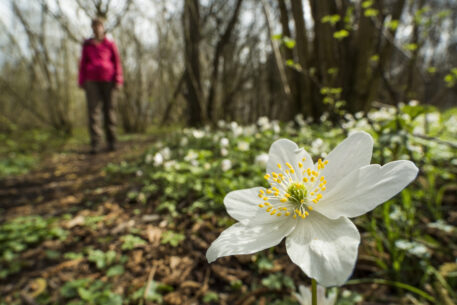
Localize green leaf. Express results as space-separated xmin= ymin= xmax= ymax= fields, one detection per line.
xmin=283 ymin=37 xmax=296 ymax=49
xmin=106 ymin=264 xmax=125 ymax=277
xmin=403 ymin=43 xmax=418 ymax=51
xmin=387 ymin=20 xmax=399 ymax=30
xmin=362 ymin=0 xmax=373 ymax=8
xmin=121 ymin=234 xmax=147 ymax=251
xmin=333 ymin=29 xmax=349 ymax=40
xmin=321 ymin=14 xmax=341 ymax=26
xmin=364 ymin=8 xmax=378 ymax=17
xmin=203 ymin=291 xmax=219 ymax=303
xmin=161 ymin=231 xmax=185 ymax=247
xmin=271 ymin=34 xmax=282 ymax=41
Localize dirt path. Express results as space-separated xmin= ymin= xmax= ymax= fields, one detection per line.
xmin=0 ymin=139 xmax=151 ymax=221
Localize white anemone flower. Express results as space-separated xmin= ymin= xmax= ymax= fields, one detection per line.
xmin=237 ymin=141 xmax=250 ymax=151
xmin=293 ymin=285 xmax=336 ymax=305
xmin=206 ymin=132 xmax=418 ymax=286
xmin=221 ymin=159 xmax=232 ymax=172
xmin=255 ymin=153 xmax=269 ymax=167
xmin=153 ymin=152 xmax=164 ymax=166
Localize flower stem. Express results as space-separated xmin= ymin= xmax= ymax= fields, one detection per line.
xmin=311 ymin=278 xmax=317 ymax=305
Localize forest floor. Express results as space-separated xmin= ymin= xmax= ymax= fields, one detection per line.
xmin=0 ymin=134 xmax=452 ymax=305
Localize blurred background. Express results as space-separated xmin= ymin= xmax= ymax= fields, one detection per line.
xmin=1 ymin=0 xmax=456 ymax=133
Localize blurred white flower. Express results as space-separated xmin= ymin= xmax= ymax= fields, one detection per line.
xmin=257 ymin=116 xmax=270 ymax=126
xmin=160 ymin=147 xmax=171 ymax=159
xmin=255 ymin=153 xmax=269 ymax=167
xmin=389 ymin=206 xmax=405 ymax=221
xmin=409 ymin=100 xmax=419 ymax=106
xmin=395 ymin=240 xmax=430 ymax=258
xmin=428 ymin=220 xmax=455 ymax=233
xmin=243 ymin=125 xmax=257 ymax=136
xmin=272 ymin=121 xmax=281 ymax=133
xmin=220 ymin=137 xmax=230 ymax=147
xmin=184 ymin=150 xmax=199 ymax=162
xmin=217 ymin=120 xmax=226 ymax=128
xmin=320 ymin=112 xmax=329 ymax=121
xmin=221 ymin=148 xmax=229 ymax=156
xmin=164 ymin=160 xmax=177 ymax=170
xmin=293 ymin=285 xmax=337 ymax=305
xmin=153 ymin=152 xmax=164 ymax=166
xmin=192 ymin=130 xmax=205 ymax=139
xmin=238 ymin=141 xmax=250 ymax=151
xmin=295 ymin=114 xmax=306 ymax=127
xmin=355 ymin=112 xmax=364 ymax=119
xmin=136 ymin=170 xmax=143 ymax=177
xmin=145 ymin=153 xmax=153 ymax=164
xmin=180 ymin=137 xmax=189 ymax=146
xmin=221 ymin=159 xmax=232 ymax=171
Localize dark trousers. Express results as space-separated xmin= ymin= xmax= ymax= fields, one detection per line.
xmin=84 ymin=81 xmax=117 ymax=149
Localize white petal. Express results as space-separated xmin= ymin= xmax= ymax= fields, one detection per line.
xmin=285 ymin=213 xmax=360 ymax=287
xmin=224 ymin=187 xmax=265 ymax=222
xmin=206 ymin=220 xmax=295 ymax=263
xmin=293 ymin=285 xmax=311 ymax=305
xmin=266 ymin=139 xmax=314 ymax=178
xmin=320 ymin=132 xmax=373 ymax=191
xmin=315 ymin=160 xmax=418 ymax=219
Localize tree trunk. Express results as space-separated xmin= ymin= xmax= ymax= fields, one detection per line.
xmin=183 ymin=0 xmax=204 ymax=125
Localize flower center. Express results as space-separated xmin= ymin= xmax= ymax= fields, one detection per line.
xmin=287 ymin=182 xmax=307 ymax=204
xmin=257 ymin=158 xmax=328 ymax=219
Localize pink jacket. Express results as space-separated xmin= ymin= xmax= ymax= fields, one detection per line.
xmin=78 ymin=37 xmax=123 ymax=87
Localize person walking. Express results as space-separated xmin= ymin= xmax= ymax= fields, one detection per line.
xmin=78 ymin=17 xmax=123 ymax=154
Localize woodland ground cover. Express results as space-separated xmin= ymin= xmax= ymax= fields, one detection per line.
xmin=0 ymin=103 xmax=456 ymax=305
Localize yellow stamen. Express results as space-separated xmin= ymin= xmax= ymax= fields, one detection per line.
xmin=258 ymin=204 xmax=264 ymax=208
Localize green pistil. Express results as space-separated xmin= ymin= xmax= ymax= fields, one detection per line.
xmin=287 ymin=182 xmax=307 ymax=204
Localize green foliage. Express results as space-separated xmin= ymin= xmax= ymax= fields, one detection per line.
xmin=444 ymin=68 xmax=457 ymax=87
xmin=403 ymin=43 xmax=418 ymax=52
xmin=161 ymin=230 xmax=185 ymax=247
xmin=261 ymin=273 xmax=295 ymax=290
xmin=129 ymin=282 xmax=174 ymax=304
xmin=121 ymin=234 xmax=147 ymax=251
xmin=364 ymin=8 xmax=378 ymax=17
xmin=282 ymin=37 xmax=296 ymax=49
xmin=60 ymin=278 xmax=122 ymax=305
xmin=202 ymin=291 xmax=219 ymax=303
xmin=333 ymin=29 xmax=349 ymax=40
xmin=387 ymin=19 xmax=399 ymax=31
xmin=87 ymin=249 xmax=117 ymax=269
xmin=0 ymin=215 xmax=67 ymax=278
xmin=321 ymin=14 xmax=341 ymax=26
